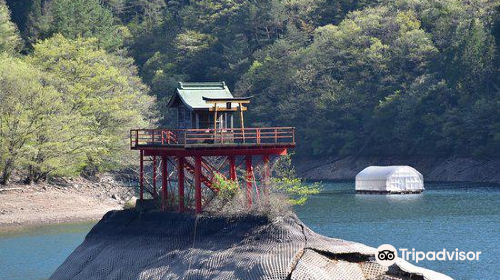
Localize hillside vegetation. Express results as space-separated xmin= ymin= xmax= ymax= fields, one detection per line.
xmin=1 ymin=0 xmax=499 ymax=184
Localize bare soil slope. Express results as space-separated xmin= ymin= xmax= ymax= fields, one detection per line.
xmin=0 ymin=174 xmax=134 ymax=230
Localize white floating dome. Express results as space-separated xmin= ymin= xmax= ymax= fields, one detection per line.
xmin=355 ymin=166 xmax=424 ymax=194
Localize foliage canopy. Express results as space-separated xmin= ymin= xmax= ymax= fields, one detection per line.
xmin=1 ymin=0 xmax=499 ymax=183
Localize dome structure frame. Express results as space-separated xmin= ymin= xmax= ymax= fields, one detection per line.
xmin=355 ymin=166 xmax=424 ymax=194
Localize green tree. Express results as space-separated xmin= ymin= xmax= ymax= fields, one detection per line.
xmin=271 ymin=154 xmax=321 ymax=205
xmin=0 ymin=0 xmax=21 ymax=53
xmin=29 ymin=35 xmax=155 ymax=175
xmin=35 ymin=0 xmax=126 ymax=50
xmin=0 ymin=55 xmax=67 ymax=184
xmin=239 ymin=0 xmax=498 ymax=158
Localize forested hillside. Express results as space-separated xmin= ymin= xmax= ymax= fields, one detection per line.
xmin=1 ymin=0 xmax=499 ymax=184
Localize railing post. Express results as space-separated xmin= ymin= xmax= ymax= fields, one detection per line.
xmin=275 ymin=128 xmax=278 ymax=143
xmin=152 ymin=130 xmax=155 ymax=145
xmin=136 ymin=130 xmax=139 ymax=146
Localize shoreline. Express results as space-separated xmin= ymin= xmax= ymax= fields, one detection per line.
xmin=294 ymin=156 xmax=500 ymax=184
xmin=3 ymin=156 xmax=499 ymax=231
xmin=0 ymin=217 xmax=101 ymax=234
xmin=0 ymin=174 xmax=133 ymax=232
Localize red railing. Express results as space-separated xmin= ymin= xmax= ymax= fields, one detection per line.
xmin=130 ymin=127 xmax=295 ymax=148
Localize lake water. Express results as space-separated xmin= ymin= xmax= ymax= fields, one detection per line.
xmin=0 ymin=182 xmax=498 ymax=280
xmin=0 ymin=222 xmax=95 ymax=280
xmin=295 ymin=182 xmax=500 ymax=280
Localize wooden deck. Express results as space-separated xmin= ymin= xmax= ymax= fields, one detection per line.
xmin=130 ymin=127 xmax=295 ymax=150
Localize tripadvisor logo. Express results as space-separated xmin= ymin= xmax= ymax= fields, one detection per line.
xmin=376 ymin=244 xmax=398 ymax=266
xmin=375 ymin=244 xmax=482 ymax=266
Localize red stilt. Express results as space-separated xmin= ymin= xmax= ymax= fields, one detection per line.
xmin=139 ymin=150 xmax=144 ymax=201
xmin=245 ymin=156 xmax=253 ymax=208
xmin=195 ymin=156 xmax=202 ymax=214
xmin=162 ymin=156 xmax=168 ymax=210
xmin=178 ymin=157 xmax=185 ymax=212
xmin=152 ymin=156 xmax=157 ymax=196
xmin=229 ymin=156 xmax=236 ymax=181
xmin=262 ymin=154 xmax=270 ymax=204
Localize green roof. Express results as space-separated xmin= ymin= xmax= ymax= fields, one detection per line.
xmin=168 ymin=82 xmax=237 ymax=110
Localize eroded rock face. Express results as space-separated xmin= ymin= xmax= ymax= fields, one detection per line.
xmin=294 ymin=156 xmax=500 ymax=184
xmin=50 ymin=210 xmax=451 ymax=280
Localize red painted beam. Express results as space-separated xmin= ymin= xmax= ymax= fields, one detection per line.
xmin=178 ymin=157 xmax=185 ymax=212
xmin=143 ymin=147 xmax=288 ymax=157
xmin=195 ymin=156 xmax=202 ymax=214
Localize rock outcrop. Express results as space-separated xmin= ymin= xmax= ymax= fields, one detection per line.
xmin=295 ymin=156 xmax=500 ymax=184
xmin=51 ymin=210 xmax=451 ymax=280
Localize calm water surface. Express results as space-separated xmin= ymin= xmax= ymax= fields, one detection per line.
xmin=0 ymin=222 xmax=95 ymax=280
xmin=296 ymin=182 xmax=500 ymax=280
xmin=0 ymin=182 xmax=498 ymax=280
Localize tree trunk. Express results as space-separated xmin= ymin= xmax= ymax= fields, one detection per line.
xmin=0 ymin=160 xmax=13 ymax=185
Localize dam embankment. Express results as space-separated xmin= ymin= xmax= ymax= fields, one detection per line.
xmin=51 ymin=210 xmax=451 ymax=280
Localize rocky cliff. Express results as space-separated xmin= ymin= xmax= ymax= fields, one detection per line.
xmin=295 ymin=157 xmax=500 ymax=184
xmin=51 ymin=210 xmax=451 ymax=280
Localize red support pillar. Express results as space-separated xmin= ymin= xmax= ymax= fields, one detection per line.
xmin=178 ymin=157 xmax=185 ymax=212
xmin=139 ymin=150 xmax=144 ymax=201
xmin=162 ymin=156 xmax=168 ymax=210
xmin=245 ymin=156 xmax=253 ymax=208
xmin=229 ymin=156 xmax=236 ymax=181
xmin=263 ymin=154 xmax=270 ymax=205
xmin=152 ymin=156 xmax=157 ymax=196
xmin=195 ymin=156 xmax=202 ymax=214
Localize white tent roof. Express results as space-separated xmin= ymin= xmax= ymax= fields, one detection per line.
xmin=355 ymin=166 xmax=424 ymax=192
xmin=355 ymin=166 xmax=422 ymax=181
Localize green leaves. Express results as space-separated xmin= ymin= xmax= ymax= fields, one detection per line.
xmin=0 ymin=55 xmax=67 ymax=183
xmin=272 ymin=177 xmax=321 ymax=205
xmin=0 ymin=35 xmax=154 ymax=184
xmin=211 ymin=173 xmax=240 ymax=201
xmin=29 ymin=35 xmax=154 ymax=175
xmin=35 ymin=0 xmax=126 ymax=51
xmin=0 ymin=0 xmax=21 ymax=53
xmin=240 ymin=0 xmax=499 ymax=158
xmin=271 ymin=154 xmax=322 ymax=205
